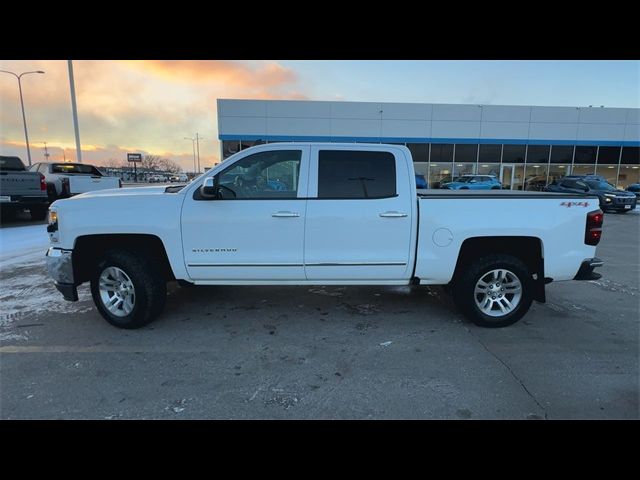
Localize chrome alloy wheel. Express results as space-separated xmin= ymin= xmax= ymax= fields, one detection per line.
xmin=474 ymin=268 xmax=522 ymax=317
xmin=98 ymin=266 xmax=136 ymax=317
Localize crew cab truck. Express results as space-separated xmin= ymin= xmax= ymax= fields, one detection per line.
xmin=29 ymin=162 xmax=121 ymax=202
xmin=45 ymin=143 xmax=605 ymax=329
xmin=0 ymin=155 xmax=49 ymax=220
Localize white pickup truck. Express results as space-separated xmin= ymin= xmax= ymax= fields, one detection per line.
xmin=45 ymin=143 xmax=605 ymax=329
xmin=29 ymin=162 xmax=121 ymax=201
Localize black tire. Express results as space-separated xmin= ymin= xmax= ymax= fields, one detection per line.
xmin=30 ymin=205 xmax=48 ymax=221
xmin=452 ymin=254 xmax=533 ymax=328
xmin=90 ymin=249 xmax=167 ymax=329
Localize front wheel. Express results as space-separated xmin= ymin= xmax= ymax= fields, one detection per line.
xmin=90 ymin=250 xmax=167 ymax=329
xmin=452 ymin=254 xmax=533 ymax=328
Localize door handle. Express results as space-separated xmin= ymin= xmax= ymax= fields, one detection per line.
xmin=272 ymin=211 xmax=300 ymax=218
xmin=379 ymin=211 xmax=408 ymax=218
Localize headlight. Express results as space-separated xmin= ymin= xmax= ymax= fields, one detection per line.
xmin=48 ymin=210 xmax=58 ymax=224
xmin=603 ymin=197 xmax=612 ymax=203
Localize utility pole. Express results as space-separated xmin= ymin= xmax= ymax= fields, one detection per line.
xmin=195 ymin=133 xmax=203 ymax=173
xmin=67 ymin=60 xmax=82 ymax=163
xmin=184 ymin=137 xmax=196 ymax=176
xmin=43 ymin=141 xmax=50 ymax=162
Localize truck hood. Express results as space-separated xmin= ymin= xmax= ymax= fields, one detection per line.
xmin=72 ymin=185 xmax=170 ymax=198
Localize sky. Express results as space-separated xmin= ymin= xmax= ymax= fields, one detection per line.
xmin=1 ymin=60 xmax=638 ymax=172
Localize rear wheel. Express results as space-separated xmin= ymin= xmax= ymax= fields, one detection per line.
xmin=90 ymin=249 xmax=166 ymax=329
xmin=452 ymin=254 xmax=533 ymax=328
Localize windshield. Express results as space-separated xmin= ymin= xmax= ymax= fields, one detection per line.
xmin=0 ymin=156 xmax=26 ymax=171
xmin=585 ymin=180 xmax=615 ymax=191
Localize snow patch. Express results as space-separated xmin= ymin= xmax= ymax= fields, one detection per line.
xmin=0 ymin=225 xmax=50 ymax=265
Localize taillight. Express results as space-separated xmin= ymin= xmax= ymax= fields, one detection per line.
xmin=39 ymin=173 xmax=46 ymax=191
xmin=585 ymin=209 xmax=604 ymax=246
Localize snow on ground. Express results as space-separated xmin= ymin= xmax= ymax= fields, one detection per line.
xmin=0 ymin=224 xmax=50 ymax=266
xmin=0 ymin=224 xmax=93 ymax=341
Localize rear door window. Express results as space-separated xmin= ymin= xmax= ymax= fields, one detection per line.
xmin=318 ymin=150 xmax=396 ymax=199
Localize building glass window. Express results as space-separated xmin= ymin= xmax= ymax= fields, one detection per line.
xmin=595 ymin=164 xmax=618 ymax=185
xmin=430 ymin=144 xmax=454 ymax=163
xmin=512 ymin=165 xmax=525 ymax=190
xmin=550 ymin=145 xmax=573 ymax=164
xmin=571 ymin=165 xmax=596 ymax=176
xmin=453 ymin=163 xmax=475 ymax=178
xmin=502 ymin=145 xmax=526 ymax=163
xmin=574 ymin=146 xmax=597 ymax=164
xmin=429 ymin=163 xmax=452 ymax=188
xmin=222 ymin=140 xmax=240 ymax=160
xmin=318 ymin=150 xmax=396 ymax=199
xmin=617 ymin=165 xmax=640 ymax=189
xmin=407 ymin=143 xmax=428 ymax=163
xmin=597 ymin=146 xmax=621 ymax=164
xmin=477 ymin=163 xmax=501 ymax=176
xmin=527 ymin=145 xmax=550 ymax=164
xmin=548 ymin=164 xmax=570 ymax=185
xmin=621 ymin=147 xmax=640 ymax=165
xmin=479 ymin=144 xmax=502 ymax=163
xmin=414 ymin=163 xmax=429 ymax=189
xmin=454 ymin=144 xmax=478 ymax=163
xmin=524 ymin=163 xmax=548 ymax=191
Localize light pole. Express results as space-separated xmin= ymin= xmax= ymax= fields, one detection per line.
xmin=184 ymin=137 xmax=196 ymax=175
xmin=0 ymin=69 xmax=45 ymax=166
xmin=195 ymin=133 xmax=203 ymax=173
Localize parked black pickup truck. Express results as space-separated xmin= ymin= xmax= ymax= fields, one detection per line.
xmin=0 ymin=155 xmax=49 ymax=220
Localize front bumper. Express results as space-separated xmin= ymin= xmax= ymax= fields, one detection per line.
xmin=45 ymin=247 xmax=78 ymax=301
xmin=574 ymin=257 xmax=604 ymax=281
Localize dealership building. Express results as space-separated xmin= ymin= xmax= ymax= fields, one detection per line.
xmin=217 ymin=99 xmax=640 ymax=189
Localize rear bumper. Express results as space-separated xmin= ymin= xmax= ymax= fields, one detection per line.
xmin=574 ymin=257 xmax=604 ymax=281
xmin=45 ymin=247 xmax=78 ymax=301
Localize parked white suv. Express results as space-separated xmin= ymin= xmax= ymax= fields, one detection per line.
xmin=45 ymin=143 xmax=605 ymax=329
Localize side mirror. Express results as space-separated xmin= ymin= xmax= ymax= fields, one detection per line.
xmin=200 ymin=177 xmax=219 ymax=198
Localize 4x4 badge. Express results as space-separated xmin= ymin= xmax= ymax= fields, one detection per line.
xmin=560 ymin=201 xmax=590 ymax=208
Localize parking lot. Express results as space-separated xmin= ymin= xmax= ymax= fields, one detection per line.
xmin=0 ymin=209 xmax=638 ymax=419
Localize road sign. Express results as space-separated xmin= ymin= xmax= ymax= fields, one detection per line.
xmin=127 ymin=153 xmax=142 ymax=163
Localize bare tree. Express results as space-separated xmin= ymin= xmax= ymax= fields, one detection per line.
xmin=158 ymin=157 xmax=182 ymax=173
xmin=141 ymin=155 xmax=161 ymax=171
xmin=102 ymin=158 xmax=124 ymax=168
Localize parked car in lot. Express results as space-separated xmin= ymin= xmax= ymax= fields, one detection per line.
xmin=625 ymin=183 xmax=640 ymax=199
xmin=0 ymin=155 xmax=49 ymax=220
xmin=46 ymin=143 xmax=605 ymax=330
xmin=545 ymin=175 xmax=637 ymax=213
xmin=148 ymin=174 xmax=168 ymax=183
xmin=441 ymin=175 xmax=502 ymax=190
xmin=415 ymin=174 xmax=427 ymax=189
xmin=29 ymin=162 xmax=121 ymax=202
xmin=168 ymin=173 xmax=189 ymax=183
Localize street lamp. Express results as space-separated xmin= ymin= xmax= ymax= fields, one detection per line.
xmin=0 ymin=69 xmax=45 ymax=166
xmin=184 ymin=137 xmax=196 ymax=175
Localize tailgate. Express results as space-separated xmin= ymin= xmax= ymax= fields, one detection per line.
xmin=68 ymin=175 xmax=120 ymax=194
xmin=0 ymin=171 xmax=45 ymax=197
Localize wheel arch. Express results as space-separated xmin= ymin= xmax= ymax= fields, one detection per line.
xmin=452 ymin=236 xmax=546 ymax=302
xmin=73 ymin=234 xmax=176 ymax=284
